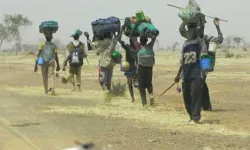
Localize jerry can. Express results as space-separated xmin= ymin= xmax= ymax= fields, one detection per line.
xmin=136 ymin=10 xmax=146 ymax=22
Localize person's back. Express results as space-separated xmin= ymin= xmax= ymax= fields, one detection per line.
xmin=62 ymin=30 xmax=87 ymax=92
xmin=67 ymin=41 xmax=86 ymax=67
xmin=92 ymin=35 xmax=117 ymax=68
xmin=137 ymin=36 xmax=157 ymax=106
xmin=137 ymin=37 xmax=156 ymax=67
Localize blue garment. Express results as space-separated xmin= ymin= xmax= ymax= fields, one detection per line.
xmin=124 ymin=62 xmax=137 ymax=77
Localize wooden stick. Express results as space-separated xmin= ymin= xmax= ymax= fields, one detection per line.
xmin=167 ymin=4 xmax=228 ymax=22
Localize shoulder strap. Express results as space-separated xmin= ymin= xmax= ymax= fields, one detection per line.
xmin=71 ymin=42 xmax=75 ymax=47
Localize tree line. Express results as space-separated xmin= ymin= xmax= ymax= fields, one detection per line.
xmin=0 ymin=13 xmax=249 ymax=54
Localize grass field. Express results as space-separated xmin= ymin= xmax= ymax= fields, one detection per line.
xmin=0 ymin=50 xmax=250 ymax=150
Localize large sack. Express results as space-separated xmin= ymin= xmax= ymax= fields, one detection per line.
xmin=135 ymin=22 xmax=159 ymax=38
xmin=91 ymin=16 xmax=121 ymax=37
xmin=39 ymin=21 xmax=58 ymax=34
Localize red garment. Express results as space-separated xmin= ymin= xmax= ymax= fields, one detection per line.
xmin=134 ymin=41 xmax=141 ymax=51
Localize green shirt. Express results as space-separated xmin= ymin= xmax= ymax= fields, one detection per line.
xmin=137 ymin=38 xmax=156 ymax=67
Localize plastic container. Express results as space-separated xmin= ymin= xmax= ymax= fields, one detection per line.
xmin=37 ymin=57 xmax=44 ymax=65
xmin=112 ymin=50 xmax=122 ymax=64
xmin=208 ymin=41 xmax=217 ymax=53
xmin=200 ymin=55 xmax=214 ymax=72
xmin=136 ymin=10 xmax=146 ymax=22
xmin=120 ymin=60 xmax=130 ymax=72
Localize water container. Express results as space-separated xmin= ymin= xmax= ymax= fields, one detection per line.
xmin=120 ymin=61 xmax=130 ymax=72
xmin=37 ymin=57 xmax=44 ymax=65
xmin=136 ymin=10 xmax=146 ymax=22
xmin=208 ymin=41 xmax=217 ymax=53
xmin=112 ymin=50 xmax=122 ymax=64
xmin=200 ymin=56 xmax=213 ymax=72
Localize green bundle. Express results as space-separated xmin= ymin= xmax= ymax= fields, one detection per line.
xmin=178 ymin=0 xmax=201 ymax=24
xmin=39 ymin=21 xmax=59 ymax=34
xmin=123 ymin=10 xmax=159 ymax=38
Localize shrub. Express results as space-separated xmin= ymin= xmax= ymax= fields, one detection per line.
xmin=224 ymin=51 xmax=234 ymax=58
xmin=110 ymin=80 xmax=127 ymax=97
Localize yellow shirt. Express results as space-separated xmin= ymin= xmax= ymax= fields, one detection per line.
xmin=38 ymin=41 xmax=59 ymax=52
xmin=37 ymin=41 xmax=59 ymax=62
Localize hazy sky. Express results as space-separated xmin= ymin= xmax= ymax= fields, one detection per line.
xmin=0 ymin=0 xmax=245 ymax=48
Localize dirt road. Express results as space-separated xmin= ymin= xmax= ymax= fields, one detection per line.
xmin=0 ymin=53 xmax=250 ymax=150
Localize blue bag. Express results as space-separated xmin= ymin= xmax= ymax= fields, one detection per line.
xmin=37 ymin=57 xmax=44 ymax=65
xmin=91 ymin=16 xmax=121 ymax=36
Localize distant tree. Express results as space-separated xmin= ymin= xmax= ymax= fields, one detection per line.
xmin=12 ymin=38 xmax=22 ymax=55
xmin=171 ymin=41 xmax=180 ymax=51
xmin=233 ymin=37 xmax=242 ymax=48
xmin=224 ymin=36 xmax=233 ymax=48
xmin=0 ymin=14 xmax=32 ymax=48
xmin=22 ymin=44 xmax=37 ymax=52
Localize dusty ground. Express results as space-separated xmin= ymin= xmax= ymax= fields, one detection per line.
xmin=0 ymin=51 xmax=250 ymax=150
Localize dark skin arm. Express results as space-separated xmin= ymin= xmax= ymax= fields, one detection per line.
xmin=117 ymin=25 xmax=129 ymax=50
xmin=213 ymin=18 xmax=223 ymax=44
xmin=174 ymin=66 xmax=183 ymax=83
xmin=148 ymin=36 xmax=156 ymax=48
xmin=55 ymin=52 xmax=60 ymax=71
xmin=179 ymin=21 xmax=188 ymax=39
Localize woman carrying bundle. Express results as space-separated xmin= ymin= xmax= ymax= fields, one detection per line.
xmin=118 ymin=24 xmax=141 ymax=102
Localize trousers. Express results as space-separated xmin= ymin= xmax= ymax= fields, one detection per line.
xmin=98 ymin=66 xmax=113 ymax=91
xmin=41 ymin=60 xmax=55 ymax=93
xmin=182 ymin=78 xmax=204 ymax=121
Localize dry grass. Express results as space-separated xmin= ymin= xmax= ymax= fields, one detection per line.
xmin=41 ymin=102 xmax=250 ymax=137
xmin=2 ymin=50 xmax=250 ymax=140
xmin=5 ymin=85 xmax=250 ymax=137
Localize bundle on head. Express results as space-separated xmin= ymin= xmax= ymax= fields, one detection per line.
xmin=123 ymin=10 xmax=159 ymax=39
xmin=178 ymin=0 xmax=201 ymax=23
xmin=39 ymin=21 xmax=58 ymax=34
xmin=91 ymin=16 xmax=120 ymax=38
